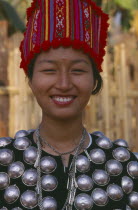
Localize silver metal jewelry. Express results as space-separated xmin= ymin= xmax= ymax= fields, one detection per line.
xmin=37 ymin=125 xmax=84 ymax=161
xmin=34 ymin=126 xmax=87 ymax=210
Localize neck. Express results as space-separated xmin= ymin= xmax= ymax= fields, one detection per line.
xmin=39 ymin=114 xmax=85 ymax=146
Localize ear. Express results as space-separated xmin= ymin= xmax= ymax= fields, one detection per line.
xmin=28 ymin=79 xmax=33 ymax=91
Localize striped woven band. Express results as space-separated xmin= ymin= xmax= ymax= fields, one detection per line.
xmin=20 ymin=0 xmax=109 ymax=74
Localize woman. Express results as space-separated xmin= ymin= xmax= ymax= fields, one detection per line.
xmin=0 ymin=0 xmax=138 ymax=209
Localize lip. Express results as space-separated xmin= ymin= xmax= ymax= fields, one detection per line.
xmin=50 ymin=96 xmax=76 ymax=106
xmin=50 ymin=95 xmax=76 ymax=98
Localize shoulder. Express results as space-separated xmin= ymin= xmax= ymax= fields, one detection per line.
xmin=0 ymin=129 xmax=35 ymax=166
xmin=89 ymin=131 xmax=138 ymax=209
xmin=90 ymin=131 xmax=138 ymax=162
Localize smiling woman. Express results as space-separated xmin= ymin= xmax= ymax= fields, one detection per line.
xmin=0 ymin=0 xmax=138 ymax=210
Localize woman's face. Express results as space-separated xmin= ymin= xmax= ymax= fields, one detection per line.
xmin=29 ymin=47 xmax=94 ymax=120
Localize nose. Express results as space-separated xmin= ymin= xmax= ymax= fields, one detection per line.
xmin=55 ymin=70 xmax=73 ymax=91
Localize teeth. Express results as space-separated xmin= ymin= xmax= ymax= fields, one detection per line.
xmin=52 ymin=96 xmax=74 ymax=102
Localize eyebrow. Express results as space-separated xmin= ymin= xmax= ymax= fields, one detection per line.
xmin=37 ymin=59 xmax=89 ymax=65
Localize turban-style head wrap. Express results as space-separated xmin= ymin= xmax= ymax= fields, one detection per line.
xmin=20 ymin=0 xmax=109 ymax=75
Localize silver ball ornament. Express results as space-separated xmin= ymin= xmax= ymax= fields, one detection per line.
xmin=8 ymin=161 xmax=25 ymax=179
xmin=0 ymin=172 xmax=10 ymax=190
xmin=107 ymin=184 xmax=123 ymax=201
xmin=89 ymin=149 xmax=106 ymax=164
xmin=13 ymin=137 xmax=31 ymax=150
xmin=91 ymin=188 xmax=108 ymax=206
xmin=14 ymin=130 xmax=28 ymax=138
xmin=127 ymin=161 xmax=138 ymax=178
xmin=96 ymin=136 xmax=113 ymax=149
xmin=112 ymin=147 xmax=130 ymax=162
xmin=133 ymin=152 xmax=138 ymax=160
xmin=20 ymin=190 xmax=38 ymax=209
xmin=4 ymin=185 xmax=20 ymax=204
xmin=40 ymin=156 xmax=57 ymax=174
xmin=126 ymin=205 xmax=132 ymax=210
xmin=128 ymin=191 xmax=138 ymax=208
xmin=22 ymin=169 xmax=37 ymax=186
xmin=23 ymin=146 xmax=38 ymax=165
xmin=105 ymin=159 xmax=123 ymax=176
xmin=27 ymin=129 xmax=35 ymax=134
xmin=0 ymin=207 xmax=8 ymax=210
xmin=76 ymin=175 xmax=94 ymax=191
xmin=0 ymin=137 xmax=12 ymax=147
xmin=42 ymin=197 xmax=57 ymax=210
xmin=92 ymin=131 xmax=104 ymax=137
xmin=41 ymin=175 xmax=58 ymax=191
xmin=74 ymin=193 xmax=93 ymax=210
xmin=113 ymin=139 xmax=129 ymax=147
xmin=76 ymin=155 xmax=90 ymax=173
xmin=121 ymin=176 xmax=134 ymax=194
xmin=12 ymin=208 xmax=23 ymax=210
xmin=92 ymin=169 xmax=110 ymax=186
xmin=0 ymin=149 xmax=14 ymax=166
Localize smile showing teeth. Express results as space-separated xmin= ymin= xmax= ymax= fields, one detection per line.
xmin=52 ymin=96 xmax=74 ymax=102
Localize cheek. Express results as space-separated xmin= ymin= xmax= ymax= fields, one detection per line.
xmin=81 ymin=75 xmax=94 ymax=94
xmin=31 ymin=75 xmax=51 ymax=93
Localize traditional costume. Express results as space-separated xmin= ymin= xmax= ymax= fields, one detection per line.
xmin=0 ymin=0 xmax=138 ymax=209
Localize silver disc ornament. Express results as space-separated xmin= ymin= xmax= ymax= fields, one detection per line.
xmin=27 ymin=129 xmax=35 ymax=134
xmin=0 ymin=149 xmax=14 ymax=166
xmin=96 ymin=136 xmax=113 ymax=149
xmin=92 ymin=169 xmax=110 ymax=186
xmin=41 ymin=175 xmax=58 ymax=191
xmin=0 ymin=172 xmax=10 ymax=190
xmin=128 ymin=191 xmax=138 ymax=209
xmin=13 ymin=137 xmax=31 ymax=150
xmin=112 ymin=147 xmax=130 ymax=162
xmin=105 ymin=159 xmax=123 ymax=176
xmin=42 ymin=197 xmax=57 ymax=210
xmin=76 ymin=175 xmax=94 ymax=191
xmin=14 ymin=130 xmax=28 ymax=138
xmin=127 ymin=161 xmax=138 ymax=178
xmin=121 ymin=176 xmax=134 ymax=194
xmin=74 ymin=193 xmax=93 ymax=210
xmin=133 ymin=152 xmax=138 ymax=160
xmin=91 ymin=131 xmax=104 ymax=137
xmin=113 ymin=139 xmax=129 ymax=148
xmin=76 ymin=155 xmax=90 ymax=173
xmin=23 ymin=146 xmax=38 ymax=165
xmin=0 ymin=137 xmax=12 ymax=147
xmin=8 ymin=161 xmax=25 ymax=179
xmin=126 ymin=205 xmax=132 ymax=210
xmin=91 ymin=188 xmax=108 ymax=206
xmin=89 ymin=149 xmax=106 ymax=164
xmin=40 ymin=156 xmax=57 ymax=174
xmin=20 ymin=190 xmax=38 ymax=209
xmin=4 ymin=185 xmax=20 ymax=204
xmin=22 ymin=168 xmax=37 ymax=186
xmin=107 ymin=184 xmax=123 ymax=201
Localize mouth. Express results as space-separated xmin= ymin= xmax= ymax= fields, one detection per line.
xmin=50 ymin=96 xmax=77 ymax=102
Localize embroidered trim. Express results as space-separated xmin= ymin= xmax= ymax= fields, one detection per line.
xmin=20 ymin=0 xmax=109 ymax=74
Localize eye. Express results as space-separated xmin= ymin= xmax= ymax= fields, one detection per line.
xmin=72 ymin=69 xmax=85 ymax=72
xmin=42 ymin=69 xmax=56 ymax=72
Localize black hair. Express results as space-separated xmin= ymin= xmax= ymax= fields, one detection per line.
xmin=27 ymin=54 xmax=103 ymax=95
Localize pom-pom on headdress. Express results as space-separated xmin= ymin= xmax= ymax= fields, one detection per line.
xmin=20 ymin=0 xmax=109 ymax=74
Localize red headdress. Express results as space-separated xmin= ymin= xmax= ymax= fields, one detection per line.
xmin=20 ymin=0 xmax=109 ymax=74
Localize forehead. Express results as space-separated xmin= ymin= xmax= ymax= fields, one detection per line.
xmin=35 ymin=47 xmax=91 ymax=65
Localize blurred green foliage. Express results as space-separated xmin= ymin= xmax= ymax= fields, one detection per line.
xmin=94 ymin=0 xmax=138 ymax=30
xmin=0 ymin=0 xmax=138 ymax=33
xmin=0 ymin=0 xmax=25 ymax=35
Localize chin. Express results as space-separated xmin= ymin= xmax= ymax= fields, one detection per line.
xmin=46 ymin=111 xmax=82 ymax=121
